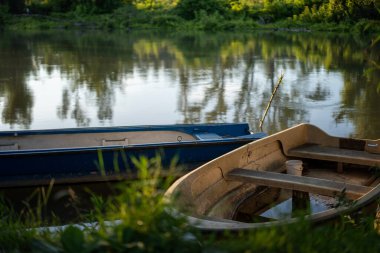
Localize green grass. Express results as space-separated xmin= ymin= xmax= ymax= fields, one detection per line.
xmin=1 ymin=157 xmax=380 ymax=252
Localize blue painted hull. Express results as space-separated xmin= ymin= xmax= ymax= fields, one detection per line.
xmin=0 ymin=123 xmax=265 ymax=186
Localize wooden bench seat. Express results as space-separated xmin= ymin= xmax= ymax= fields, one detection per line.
xmin=226 ymin=168 xmax=371 ymax=199
xmin=287 ymin=144 xmax=380 ymax=167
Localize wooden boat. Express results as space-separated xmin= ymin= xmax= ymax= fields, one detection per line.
xmin=165 ymin=123 xmax=380 ymax=231
xmin=0 ymin=123 xmax=265 ymax=188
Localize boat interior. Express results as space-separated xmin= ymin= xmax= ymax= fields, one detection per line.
xmin=167 ymin=124 xmax=380 ymax=226
xmin=227 ymin=160 xmax=379 ymax=222
xmin=0 ymin=131 xmax=198 ymax=151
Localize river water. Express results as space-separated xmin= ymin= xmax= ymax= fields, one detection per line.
xmin=1 ymin=30 xmax=379 ymax=138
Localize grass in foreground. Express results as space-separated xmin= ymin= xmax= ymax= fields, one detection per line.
xmin=1 ymin=157 xmax=380 ymax=252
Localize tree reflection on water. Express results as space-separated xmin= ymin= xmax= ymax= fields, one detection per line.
xmin=0 ymin=30 xmax=379 ymax=138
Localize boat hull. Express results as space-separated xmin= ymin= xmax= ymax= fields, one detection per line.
xmin=0 ymin=123 xmax=265 ymax=187
xmin=165 ymin=123 xmax=380 ymax=231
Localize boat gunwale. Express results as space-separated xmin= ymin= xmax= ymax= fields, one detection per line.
xmin=0 ymin=123 xmax=251 ymax=137
xmin=0 ymin=133 xmax=265 ymax=155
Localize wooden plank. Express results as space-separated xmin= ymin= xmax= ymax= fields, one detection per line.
xmin=288 ymin=144 xmax=380 ymax=167
xmin=226 ymin=169 xmax=371 ymax=199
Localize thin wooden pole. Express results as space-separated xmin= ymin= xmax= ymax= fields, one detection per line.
xmin=259 ymin=73 xmax=284 ymax=131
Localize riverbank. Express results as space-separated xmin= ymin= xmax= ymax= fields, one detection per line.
xmin=2 ymin=12 xmax=380 ymax=35
xmin=1 ymin=0 xmax=380 ymax=35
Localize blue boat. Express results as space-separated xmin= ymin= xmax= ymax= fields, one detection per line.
xmin=0 ymin=123 xmax=266 ymax=187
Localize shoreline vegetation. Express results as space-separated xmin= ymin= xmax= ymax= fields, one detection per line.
xmin=1 ymin=159 xmax=380 ymax=252
xmin=0 ymin=0 xmax=379 ymax=34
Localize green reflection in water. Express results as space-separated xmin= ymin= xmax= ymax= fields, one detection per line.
xmin=0 ymin=30 xmax=379 ymax=138
xmin=0 ymin=32 xmax=34 ymax=128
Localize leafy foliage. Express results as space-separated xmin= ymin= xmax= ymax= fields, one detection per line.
xmin=293 ymin=0 xmax=380 ymax=23
xmin=0 ymin=4 xmax=8 ymax=26
xmin=0 ymin=0 xmax=25 ymax=14
xmin=174 ymin=0 xmax=227 ymax=20
xmin=1 ymin=0 xmax=380 ymax=31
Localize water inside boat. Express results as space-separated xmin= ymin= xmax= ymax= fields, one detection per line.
xmin=231 ymin=159 xmax=378 ymax=223
xmin=234 ymin=189 xmax=336 ymax=222
xmin=259 ymin=194 xmax=334 ymax=219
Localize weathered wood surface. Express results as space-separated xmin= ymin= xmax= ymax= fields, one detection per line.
xmin=165 ymin=124 xmax=380 ymax=231
xmin=366 ymin=139 xmax=380 ymax=154
xmin=288 ymin=144 xmax=380 ymax=167
xmin=227 ymin=168 xmax=371 ymax=199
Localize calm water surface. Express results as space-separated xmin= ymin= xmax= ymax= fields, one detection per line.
xmin=0 ymin=30 xmax=379 ymax=138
